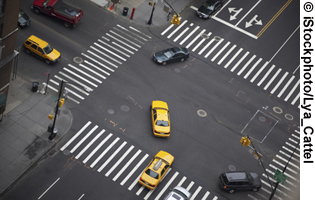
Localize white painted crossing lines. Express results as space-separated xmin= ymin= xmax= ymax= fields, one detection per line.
xmin=160 ymin=19 xmax=300 ymax=107
xmin=46 ymin=25 xmax=148 ymax=104
xmin=60 ymin=121 xmax=218 ymax=200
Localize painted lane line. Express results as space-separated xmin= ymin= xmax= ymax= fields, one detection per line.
xmin=63 ymin=67 xmax=98 ymax=87
xmin=211 ymin=41 xmax=230 ymax=62
xmin=186 ymin=29 xmax=206 ymax=49
xmin=235 ymin=0 xmax=261 ymax=27
xmin=82 ymin=53 xmax=115 ymax=72
xmin=154 ymin=172 xmax=179 ymax=200
xmin=68 ymin=64 xmax=102 ymax=83
xmin=266 ymin=169 xmax=297 ymax=187
xmin=285 ymin=142 xmax=300 ymax=151
xmin=90 ymin=137 xmax=120 ymax=168
xmin=269 ymin=164 xmax=299 ymax=181
xmin=205 ymin=38 xmax=224 ymax=58
xmin=136 ymin=185 xmax=145 ymax=196
xmin=230 ymin=51 xmax=250 ymax=72
xmin=263 ymin=68 xmax=281 ymax=90
xmin=177 ymin=176 xmax=187 ymax=187
xmin=199 ymin=38 xmax=215 ymax=55
xmin=270 ymin=71 xmax=288 ymax=93
xmin=112 ymin=42 xmax=135 ymax=54
xmin=54 ymin=75 xmax=90 ymax=96
xmin=121 ymin=154 xmax=149 ymax=186
xmin=279 ymin=150 xmax=300 ymax=163
xmin=98 ymin=39 xmax=131 ymax=57
xmin=106 ymin=33 xmax=138 ymax=51
xmin=45 ymin=80 xmax=58 ymax=93
xmin=186 ymin=181 xmax=194 ymax=191
xmin=75 ymin=129 xmax=105 ymax=159
xmin=272 ymin=159 xmax=298 ymax=174
xmin=167 ymin=20 xmax=187 ymax=39
xmin=117 ymin=24 xmax=148 ymax=41
xmin=78 ymin=194 xmax=85 ymax=200
xmin=277 ymin=75 xmax=295 ymax=98
xmin=84 ymin=60 xmax=110 ymax=76
xmin=79 ymin=63 xmax=106 ymax=79
xmin=38 ymin=177 xmax=60 ymax=199
xmin=110 ymin=30 xmax=141 ymax=48
xmin=129 ymin=26 xmax=151 ymax=39
xmin=193 ymin=32 xmax=212 ymax=52
xmin=87 ymin=50 xmax=118 ymax=69
xmin=201 ymin=191 xmax=210 ymax=200
xmin=113 ymin=27 xmax=145 ymax=44
xmin=291 ymin=93 xmax=300 ymax=105
xmin=262 ymin=174 xmax=290 ymax=191
xmin=144 ymin=168 xmax=172 ymax=200
xmin=174 ymin=27 xmax=189 ymax=42
xmin=218 ymin=44 xmax=236 ymax=65
xmin=112 ymin=149 xmax=142 ymax=181
xmin=65 ymin=96 xmax=80 ymax=104
xmin=161 ymin=24 xmax=174 ymax=36
xmin=295 ymin=129 xmax=300 ymax=135
xmin=105 ymin=145 xmax=134 ymax=177
xmin=250 ymin=61 xmax=269 ymax=82
xmin=59 ymin=71 xmax=94 ymax=92
xmin=276 ymin=155 xmax=299 ymax=169
xmin=91 ymin=45 xmax=124 ymax=63
xmin=167 ymin=20 xmax=188 ymax=39
xmin=70 ymin=125 xmax=98 ymax=153
xmin=261 ymin=179 xmax=289 ymax=198
xmin=63 ymin=87 xmax=85 ymax=100
xmin=83 ymin=133 xmax=113 ymax=164
xmin=180 ymin=26 xmax=200 ymax=45
xmin=257 ymin=64 xmax=275 ymax=86
xmin=214 ymin=0 xmax=230 ymax=17
xmin=244 ymin=58 xmax=262 ymax=79
xmin=282 ymin=146 xmax=300 ymax=157
xmin=190 ymin=6 xmax=198 ymax=11
xmin=60 ymin=122 xmax=91 ymax=151
xmin=97 ymin=141 xmax=127 ymax=172
xmin=289 ymin=137 xmax=298 ymax=144
xmin=190 ymin=186 xmax=202 ymax=200
xmin=224 ymin=48 xmax=243 ymax=69
xmin=284 ymin=79 xmax=299 ymax=101
xmin=291 ymin=133 xmax=300 ymax=140
xmin=237 ymin=55 xmax=256 ymax=75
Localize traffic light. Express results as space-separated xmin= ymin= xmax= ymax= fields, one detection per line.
xmin=58 ymin=98 xmax=65 ymax=107
xmin=171 ymin=14 xmax=181 ymax=25
xmin=240 ymin=136 xmax=251 ymax=146
xmin=48 ymin=114 xmax=54 ymax=120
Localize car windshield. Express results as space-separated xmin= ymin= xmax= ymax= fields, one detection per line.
xmin=204 ymin=2 xmax=215 ymax=10
xmin=221 ymin=173 xmax=229 ymax=184
xmin=145 ymin=169 xmax=159 ymax=179
xmin=43 ymin=44 xmax=54 ymax=54
xmin=156 ymin=120 xmax=169 ymax=126
xmin=173 ymin=189 xmax=188 ymax=198
xmin=247 ymin=172 xmax=253 ymax=184
xmin=163 ymin=50 xmax=173 ymax=58
xmin=171 ymin=193 xmax=182 ymax=200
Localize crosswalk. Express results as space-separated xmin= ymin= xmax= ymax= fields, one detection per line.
xmin=248 ymin=129 xmax=300 ymax=200
xmin=44 ymin=25 xmax=151 ymax=104
xmin=60 ymin=121 xmax=219 ymax=200
xmin=161 ymin=20 xmax=300 ymax=108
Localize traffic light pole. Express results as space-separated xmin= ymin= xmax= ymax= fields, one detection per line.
xmin=147 ymin=2 xmax=156 ymax=25
xmin=49 ymin=79 xmax=64 ymax=140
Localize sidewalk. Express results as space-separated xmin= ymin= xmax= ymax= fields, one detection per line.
xmin=0 ymin=76 xmax=72 ymax=194
xmin=0 ymin=0 xmax=194 ymax=195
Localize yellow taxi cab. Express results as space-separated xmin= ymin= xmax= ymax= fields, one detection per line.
xmin=139 ymin=151 xmax=174 ymax=190
xmin=151 ymin=100 xmax=170 ymax=137
xmin=23 ymin=35 xmax=61 ymax=64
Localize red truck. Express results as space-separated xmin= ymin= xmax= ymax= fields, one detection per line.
xmin=31 ymin=0 xmax=83 ymax=28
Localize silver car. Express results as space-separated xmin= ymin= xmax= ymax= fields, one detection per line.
xmin=164 ymin=186 xmax=191 ymax=200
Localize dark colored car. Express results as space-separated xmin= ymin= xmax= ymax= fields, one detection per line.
xmin=153 ymin=47 xmax=189 ymax=65
xmin=197 ymin=0 xmax=224 ymax=19
xmin=18 ymin=9 xmax=31 ymax=28
xmin=219 ymin=171 xmax=261 ymax=193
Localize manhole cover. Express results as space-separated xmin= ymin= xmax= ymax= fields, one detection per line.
xmin=259 ymin=116 xmax=266 ymax=122
xmin=197 ymin=109 xmax=207 ymax=117
xmin=73 ymin=56 xmax=83 ymax=64
xmin=273 ymin=107 xmax=283 ymax=114
xmin=107 ymin=109 xmax=115 ymax=114
xmin=174 ymin=68 xmax=181 ymax=73
xmin=63 ymin=150 xmax=70 ymax=155
xmin=121 ymin=105 xmax=130 ymax=112
xmin=201 ymin=33 xmax=209 ymax=39
xmin=48 ymin=149 xmax=58 ymax=157
xmin=285 ymin=113 xmax=294 ymax=121
xmin=214 ymin=36 xmax=221 ymax=41
xmin=228 ymin=165 xmax=236 ymax=171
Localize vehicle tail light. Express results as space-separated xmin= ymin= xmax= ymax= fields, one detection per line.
xmin=154 ymin=130 xmax=158 ymax=133
xmin=224 ymin=186 xmax=227 ymax=188
xmin=152 ymin=185 xmax=155 ymax=187
xmin=167 ymin=132 xmax=170 ymax=134
xmin=140 ymin=178 xmax=142 ymax=180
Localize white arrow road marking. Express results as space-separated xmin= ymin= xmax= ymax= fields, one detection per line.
xmin=245 ymin=15 xmax=263 ymax=28
xmin=228 ymin=7 xmax=243 ymax=21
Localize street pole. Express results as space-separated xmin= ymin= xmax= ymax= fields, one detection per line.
xmin=49 ymin=79 xmax=64 ymax=140
xmin=147 ymin=2 xmax=156 ymax=25
xmin=45 ymin=73 xmax=50 ymax=95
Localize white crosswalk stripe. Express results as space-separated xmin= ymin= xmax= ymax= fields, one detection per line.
xmin=159 ymin=19 xmax=300 ymax=107
xmin=59 ymin=121 xmax=218 ymax=200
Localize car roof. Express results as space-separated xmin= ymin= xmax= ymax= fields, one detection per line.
xmin=225 ymin=171 xmax=248 ymax=181
xmin=173 ymin=186 xmax=191 ymax=198
xmin=27 ymin=35 xmax=48 ymax=48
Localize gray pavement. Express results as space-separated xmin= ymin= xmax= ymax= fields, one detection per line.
xmin=0 ymin=0 xmax=194 ymax=195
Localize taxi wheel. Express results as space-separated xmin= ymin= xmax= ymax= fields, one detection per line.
xmin=64 ymin=22 xmax=72 ymax=28
xmin=45 ymin=59 xmax=51 ymax=65
xmin=25 ymin=48 xmax=31 ymax=54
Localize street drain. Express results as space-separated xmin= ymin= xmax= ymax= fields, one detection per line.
xmin=73 ymin=56 xmax=83 ymax=64
xmin=201 ymin=33 xmax=210 ymax=39
xmin=285 ymin=113 xmax=294 ymax=121
xmin=48 ymin=149 xmax=58 ymax=157
xmin=259 ymin=116 xmax=266 ymax=122
xmin=214 ymin=36 xmax=221 ymax=41
xmin=197 ymin=110 xmax=207 ymax=117
xmin=228 ymin=165 xmax=236 ymax=171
